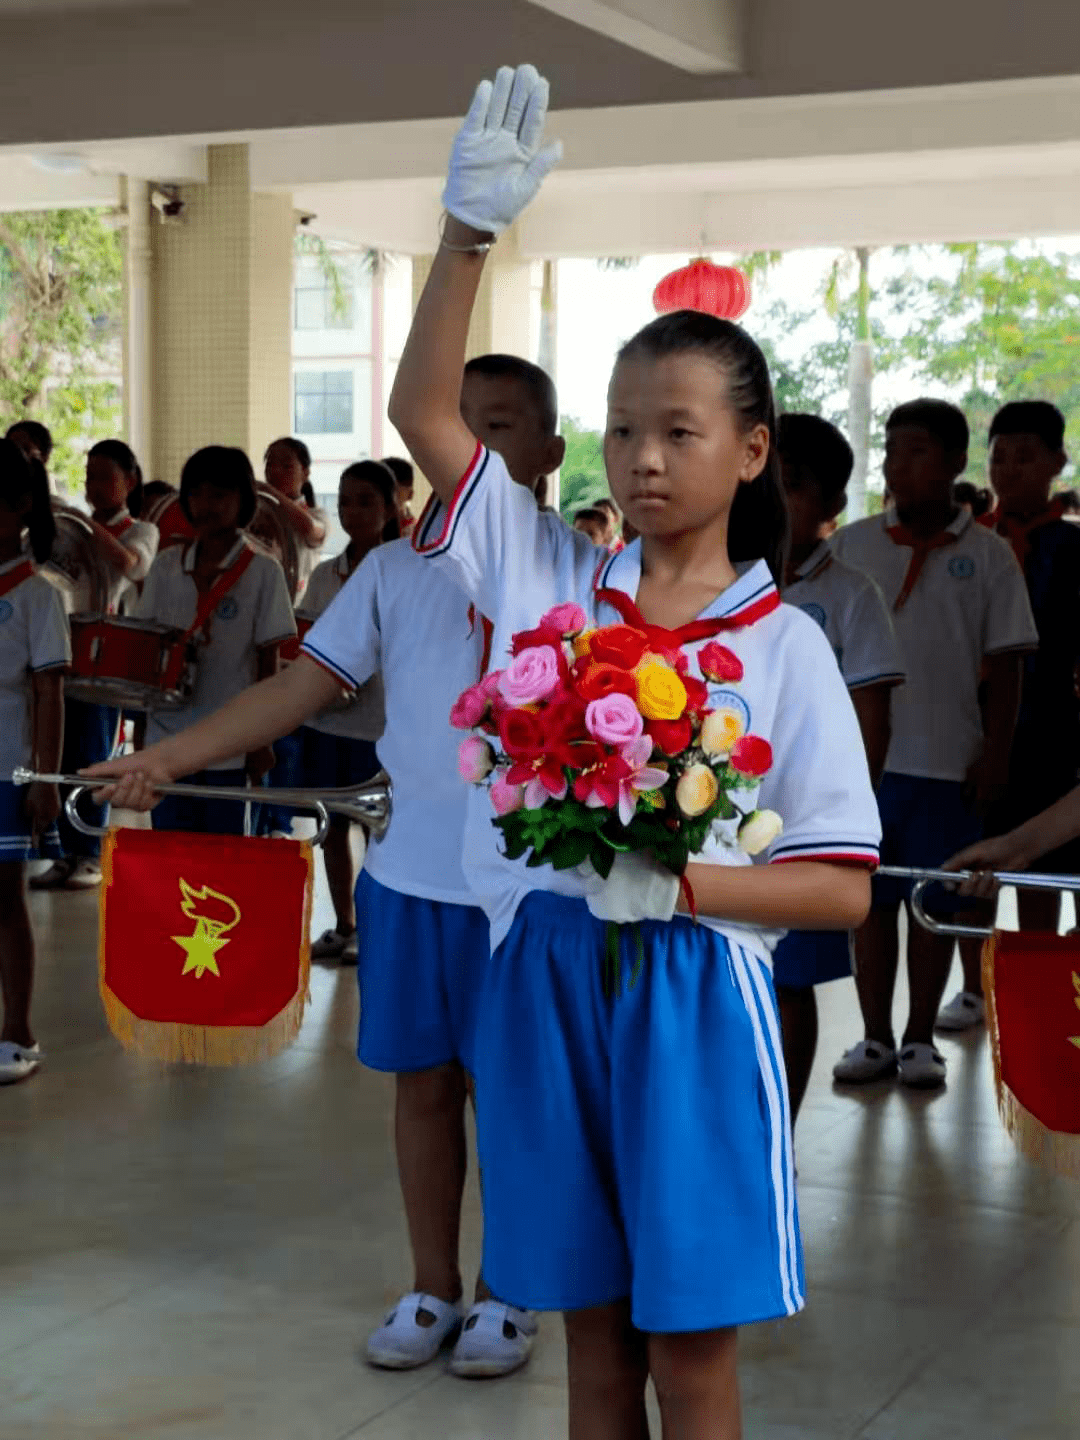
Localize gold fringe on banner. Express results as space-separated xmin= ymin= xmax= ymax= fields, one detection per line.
xmin=982 ymin=932 xmax=1080 ymax=1180
xmin=97 ymin=832 xmax=314 ymax=1067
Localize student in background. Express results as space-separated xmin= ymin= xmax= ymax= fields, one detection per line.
xmin=263 ymin=437 xmax=327 ymax=604
xmin=594 ymin=496 xmax=624 ymax=551
xmin=382 ymin=457 xmax=417 ymax=539
xmin=953 ymin=480 xmax=992 ymax=519
xmin=831 ymin=400 xmax=1037 ymax=1089
xmin=572 ymin=506 xmax=609 ymax=545
xmin=6 ymin=421 xmax=53 ymax=470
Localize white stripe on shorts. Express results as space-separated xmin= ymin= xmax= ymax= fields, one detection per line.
xmin=729 ymin=944 xmax=804 ymax=1315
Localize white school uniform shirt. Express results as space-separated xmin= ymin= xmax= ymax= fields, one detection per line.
xmin=412 ymin=445 xmax=881 ymax=965
xmin=832 ymin=506 xmax=1038 ymax=782
xmin=293 ymin=504 xmax=329 ymax=605
xmin=782 ymin=541 xmax=906 ymax=692
xmin=301 ymin=538 xmax=487 ymax=905
xmin=97 ymin=508 xmax=159 ymax=615
xmin=136 ymin=536 xmax=296 ymax=770
xmin=0 ymin=557 xmax=70 ymax=781
xmin=297 ymin=552 xmax=385 ymax=743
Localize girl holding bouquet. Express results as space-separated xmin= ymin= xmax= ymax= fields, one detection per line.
xmin=386 ymin=66 xmax=881 ymax=1439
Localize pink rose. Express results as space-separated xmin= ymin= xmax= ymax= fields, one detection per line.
xmin=585 ymin=692 xmax=644 ymax=747
xmin=458 ymin=736 xmax=497 ymax=784
xmin=539 ymin=602 xmax=588 ymax=638
xmin=498 ymin=645 xmax=562 ymax=707
xmin=480 ymin=671 xmax=504 ymax=698
xmin=450 ymin=683 xmax=490 ymax=730
xmin=490 ymin=771 xmax=526 ymax=815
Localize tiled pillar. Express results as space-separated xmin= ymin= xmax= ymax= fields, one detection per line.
xmin=149 ymin=144 xmax=293 ymax=486
xmin=120 ymin=177 xmax=153 ymax=470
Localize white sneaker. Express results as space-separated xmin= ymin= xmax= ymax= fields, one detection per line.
xmin=65 ymin=859 xmax=102 ymax=890
xmin=833 ymin=1039 xmax=897 ymax=1084
xmin=28 ymin=859 xmax=74 ymax=891
xmin=898 ymin=1043 xmax=947 ymax=1089
xmin=936 ymin=990 xmax=985 ymax=1032
xmin=450 ymin=1300 xmax=538 ymax=1379
xmin=0 ymin=1042 xmax=41 ymax=1085
xmin=310 ymin=927 xmax=358 ymax=962
xmin=365 ymin=1292 xmax=463 ymax=1370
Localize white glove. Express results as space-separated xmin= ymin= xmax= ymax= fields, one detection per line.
xmin=442 ymin=64 xmax=563 ymax=235
xmin=585 ymin=851 xmax=680 ymax=925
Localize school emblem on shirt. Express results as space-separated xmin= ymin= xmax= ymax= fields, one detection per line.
xmin=799 ymin=602 xmax=827 ymax=630
xmin=0 ymin=601 xmax=12 ymax=625
xmin=216 ymin=596 xmax=239 ymax=620
xmin=948 ymin=555 xmax=975 ymax=580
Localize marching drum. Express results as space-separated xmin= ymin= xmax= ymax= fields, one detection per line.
xmin=142 ymin=490 xmax=196 ymax=550
xmin=43 ymin=506 xmax=110 ymax=615
xmin=68 ymin=614 xmax=193 ymax=710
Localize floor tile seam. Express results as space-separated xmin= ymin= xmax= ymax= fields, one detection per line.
xmin=331 ymin=1369 xmax=447 ymax=1439
xmin=0 ymin=1269 xmax=178 ymax=1363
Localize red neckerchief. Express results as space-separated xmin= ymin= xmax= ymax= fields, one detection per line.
xmin=466 ymin=604 xmax=496 ymax=679
xmin=885 ymin=522 xmax=959 ymax=611
xmin=595 ymin=586 xmax=780 ymax=648
xmin=979 ymin=496 xmax=1067 ymax=566
xmin=103 ymin=513 xmax=134 ymax=537
xmin=0 ymin=558 xmax=34 ymax=599
xmin=180 ymin=538 xmax=257 ymax=644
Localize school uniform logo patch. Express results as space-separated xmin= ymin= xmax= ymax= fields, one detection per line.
xmin=799 ymin=602 xmax=827 ymax=630
xmin=948 ymin=555 xmax=975 ymax=580
xmin=216 ymin=596 xmax=239 ymax=620
xmin=0 ymin=601 xmax=12 ymax=624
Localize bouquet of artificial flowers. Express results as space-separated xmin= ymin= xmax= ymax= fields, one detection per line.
xmin=452 ymin=597 xmax=783 ymax=891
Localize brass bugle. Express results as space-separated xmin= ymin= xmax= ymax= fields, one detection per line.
xmin=12 ymin=768 xmax=392 ymax=847
xmin=878 ymin=865 xmax=1080 ymax=940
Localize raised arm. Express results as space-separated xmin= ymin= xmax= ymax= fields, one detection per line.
xmin=388 ymin=65 xmax=560 ymax=504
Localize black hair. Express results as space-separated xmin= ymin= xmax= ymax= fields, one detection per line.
xmin=142 ymin=479 xmax=176 ymax=506
xmin=381 ymin=455 xmax=414 ymax=493
xmin=88 ymin=438 xmax=145 ymax=518
xmin=179 ymin=446 xmax=258 ymax=529
xmin=0 ymin=438 xmax=54 ymax=562
xmin=342 ymin=459 xmax=401 ymax=542
xmin=616 ymin=310 xmax=787 ymax=582
xmin=574 ymin=505 xmax=608 ymax=526
xmin=6 ymin=419 xmax=54 ymax=463
xmin=463 ymin=353 xmax=559 ymax=436
xmin=264 ymin=436 xmax=312 ymax=471
xmin=886 ymin=399 xmax=969 ymax=455
xmin=777 ymin=413 xmax=854 ymax=510
xmin=1058 ymin=488 xmax=1080 ymax=514
xmin=989 ymin=400 xmax=1066 ymax=452
xmin=300 ymin=479 xmax=316 ymax=508
xmin=953 ymin=480 xmax=993 ymax=518
xmin=594 ymin=497 xmax=621 ymax=519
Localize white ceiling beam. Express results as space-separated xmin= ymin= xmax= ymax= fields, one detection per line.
xmin=525 ymin=0 xmax=742 ymax=73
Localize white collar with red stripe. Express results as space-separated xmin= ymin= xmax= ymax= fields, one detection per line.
xmin=98 ymin=506 xmax=133 ymax=533
xmin=181 ymin=533 xmax=251 ymax=574
xmin=883 ymin=503 xmax=972 ymax=542
xmin=592 ymin=544 xmax=780 ymax=630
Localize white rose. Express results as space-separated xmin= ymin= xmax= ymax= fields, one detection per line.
xmin=675 ymin=763 xmax=718 ymax=818
xmin=738 ymin=809 xmax=784 ymax=856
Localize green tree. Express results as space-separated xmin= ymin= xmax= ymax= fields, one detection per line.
xmin=558 ymin=414 xmax=608 ymax=520
xmin=0 ymin=208 xmax=123 ymax=495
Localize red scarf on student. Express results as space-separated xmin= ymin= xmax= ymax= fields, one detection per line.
xmin=979 ymin=496 xmax=1067 ymax=566
xmin=885 ymin=523 xmax=959 ymax=611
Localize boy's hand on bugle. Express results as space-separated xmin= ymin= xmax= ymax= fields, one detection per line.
xmin=83 ymin=749 xmax=178 ymax=812
xmin=443 ymin=65 xmax=562 ymax=236
xmin=943 ymin=832 xmax=1033 ymax=898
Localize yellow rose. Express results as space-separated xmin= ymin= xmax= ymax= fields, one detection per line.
xmin=636 ymin=662 xmax=688 ymax=721
xmin=700 ymin=706 xmax=747 ymax=757
xmin=675 ymin=763 xmax=719 ymax=818
xmin=572 ymin=631 xmax=596 ymax=659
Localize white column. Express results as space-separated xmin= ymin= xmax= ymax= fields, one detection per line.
xmin=120 ymin=177 xmax=153 ymax=470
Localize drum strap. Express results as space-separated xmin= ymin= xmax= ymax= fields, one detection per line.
xmin=181 ymin=542 xmax=257 ymax=645
xmin=0 ymin=559 xmax=34 ymax=599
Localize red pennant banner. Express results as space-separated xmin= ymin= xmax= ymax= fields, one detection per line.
xmin=983 ymin=929 xmax=1080 ymax=1176
xmin=98 ymin=827 xmax=314 ymax=1065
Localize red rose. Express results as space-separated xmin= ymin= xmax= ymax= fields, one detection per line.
xmin=730 ymin=734 xmax=773 ymax=777
xmin=699 ymin=642 xmax=744 ymax=684
xmin=511 ymin=624 xmax=563 ymax=657
xmin=573 ymin=661 xmax=639 ymax=703
xmin=540 ymin=697 xmax=588 ymax=746
xmin=498 ymin=707 xmax=545 ymax=759
xmin=648 ymin=717 xmax=693 ymax=756
xmin=681 ymin=675 xmax=710 ymax=716
xmin=589 ymin=625 xmax=649 ymax=670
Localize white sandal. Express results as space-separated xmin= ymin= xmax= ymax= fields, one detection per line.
xmin=449 ymin=1299 xmax=538 ymax=1379
xmin=365 ymin=1292 xmax=463 ymax=1370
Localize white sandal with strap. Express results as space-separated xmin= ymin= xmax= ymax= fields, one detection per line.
xmin=449 ymin=1299 xmax=538 ymax=1378
xmin=365 ymin=1292 xmax=463 ymax=1370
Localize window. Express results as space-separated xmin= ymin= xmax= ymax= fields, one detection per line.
xmin=295 ymin=371 xmax=354 ymax=434
xmin=294 ymin=271 xmax=354 ymax=331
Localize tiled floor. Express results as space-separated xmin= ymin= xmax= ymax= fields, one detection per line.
xmin=2 ymin=862 xmax=1078 ymax=1439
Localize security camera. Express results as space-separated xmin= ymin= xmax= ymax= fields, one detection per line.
xmin=150 ymin=186 xmax=185 ymax=222
xmin=294 ymin=210 xmax=317 ymax=228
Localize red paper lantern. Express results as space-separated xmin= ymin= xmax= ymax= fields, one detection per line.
xmin=652 ymin=258 xmax=751 ymax=321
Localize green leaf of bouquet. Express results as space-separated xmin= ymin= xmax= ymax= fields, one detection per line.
xmin=550 ymin=831 xmax=594 ymax=870
xmin=589 ymin=843 xmax=615 ymax=880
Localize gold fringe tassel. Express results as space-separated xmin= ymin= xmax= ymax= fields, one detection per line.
xmin=982 ymin=932 xmax=1080 ymax=1179
xmin=97 ymin=832 xmax=315 ymax=1067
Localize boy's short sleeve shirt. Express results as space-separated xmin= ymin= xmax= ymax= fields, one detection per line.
xmin=413 ymin=446 xmax=881 ymax=962
xmin=297 ymin=553 xmax=385 ymax=743
xmin=137 ymin=540 xmax=296 ymax=770
xmin=782 ymin=542 xmax=905 ymax=692
xmin=301 ymin=539 xmax=486 ymax=904
xmin=831 ymin=507 xmax=1038 ymax=781
xmin=0 ymin=562 xmax=70 ymax=780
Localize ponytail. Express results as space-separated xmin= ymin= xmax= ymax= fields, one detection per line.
xmin=27 ymin=456 xmax=55 ymax=563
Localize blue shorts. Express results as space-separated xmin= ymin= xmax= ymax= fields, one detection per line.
xmin=151 ymin=768 xmax=249 ymax=836
xmin=0 ymin=780 xmax=61 ymax=864
xmin=300 ymin=727 xmax=381 ymax=790
xmin=473 ymin=892 xmax=804 ymax=1333
xmin=355 ymin=869 xmax=490 ymax=1074
xmin=873 ymin=772 xmax=982 ymax=910
xmin=772 ymin=929 xmax=853 ymax=990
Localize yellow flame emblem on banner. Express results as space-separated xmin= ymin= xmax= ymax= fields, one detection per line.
xmin=1071 ymin=973 xmax=1080 ymax=1051
xmin=171 ymin=878 xmax=242 ymax=979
